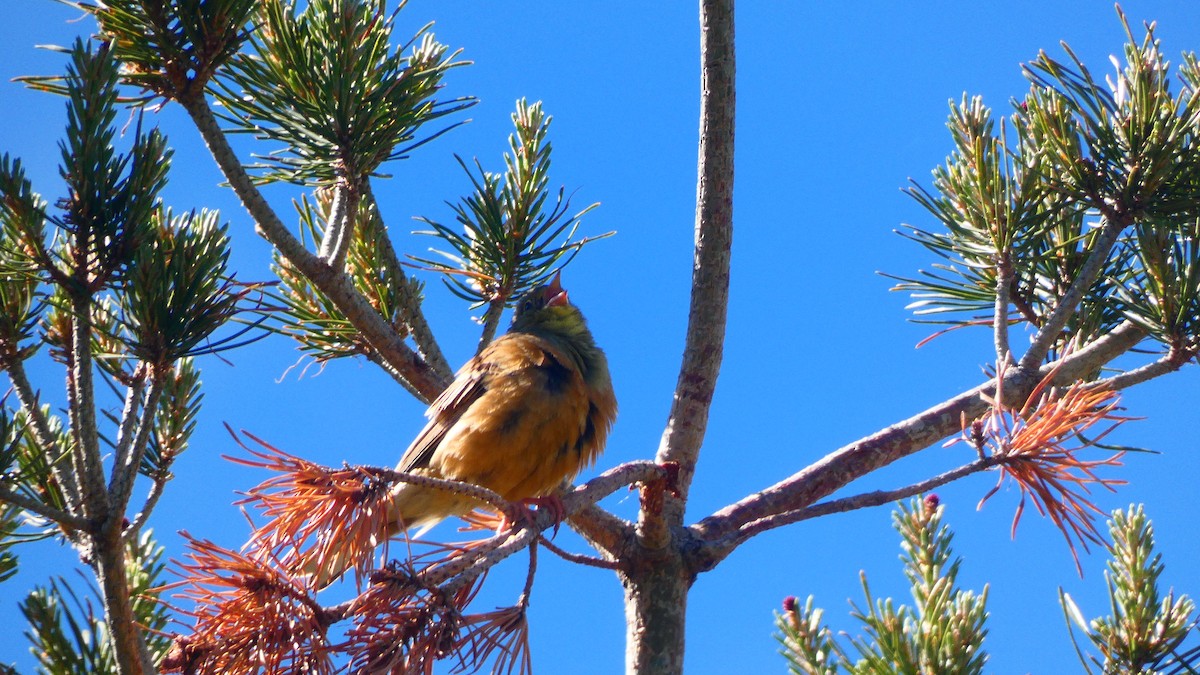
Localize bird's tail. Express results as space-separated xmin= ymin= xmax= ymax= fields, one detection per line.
xmin=301 ymin=482 xmax=475 ymax=589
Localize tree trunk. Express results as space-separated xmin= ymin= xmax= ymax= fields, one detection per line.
xmin=621 ymin=548 xmax=693 ymax=674
xmin=619 ymin=0 xmax=735 ymax=670
xmin=95 ymin=524 xmax=152 ymax=675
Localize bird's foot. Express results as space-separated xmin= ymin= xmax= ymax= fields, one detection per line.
xmin=498 ymin=495 xmax=566 ymax=537
xmin=523 ymin=494 xmax=567 ymax=538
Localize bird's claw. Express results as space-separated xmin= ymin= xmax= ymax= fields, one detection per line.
xmin=498 ymin=495 xmax=567 ymax=538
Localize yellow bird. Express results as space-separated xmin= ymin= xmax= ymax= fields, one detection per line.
xmin=312 ymin=273 xmax=616 ymax=586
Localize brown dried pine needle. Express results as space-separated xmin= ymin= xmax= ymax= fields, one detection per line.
xmin=225 ymin=429 xmax=395 ymax=584
xmin=161 ymin=534 xmax=332 ymax=674
xmin=971 ymin=376 xmax=1133 ymax=570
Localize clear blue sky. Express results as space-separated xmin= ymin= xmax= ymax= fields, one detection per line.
xmin=2 ymin=2 xmax=1199 ymax=673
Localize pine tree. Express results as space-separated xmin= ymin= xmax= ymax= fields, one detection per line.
xmin=777 ymin=502 xmax=1199 ymax=674
xmin=1 ymin=2 xmax=1198 ymax=674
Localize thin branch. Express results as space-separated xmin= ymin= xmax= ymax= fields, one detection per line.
xmin=994 ymin=257 xmax=1013 ymax=361
xmin=567 ymin=502 xmax=631 ymax=561
xmin=1090 ymin=348 xmax=1193 ymax=391
xmin=66 ymin=296 xmax=110 ymax=521
xmin=1051 ymin=320 xmax=1146 ymax=381
xmin=572 ymin=461 xmax=667 ymax=506
xmin=652 ymin=0 xmax=736 ymax=537
xmin=318 ymin=178 xmax=359 ymax=270
xmin=372 ymin=466 xmax=513 ymax=516
xmin=562 ymin=460 xmax=663 ymax=560
xmin=108 ymin=363 xmax=147 ymax=486
xmin=413 ymin=462 xmax=662 ymax=596
xmin=0 ymin=484 xmax=92 ymax=531
xmin=476 ymin=299 xmax=506 ymax=354
xmin=108 ymin=365 xmax=165 ymax=517
xmin=359 ymin=349 xmax=412 ymax=389
xmin=1017 ymin=215 xmax=1127 ymax=372
xmin=1010 ymin=277 xmax=1042 ymax=326
xmin=520 ymin=539 xmax=538 ymax=604
xmin=789 ymin=459 xmax=991 ymax=522
xmin=308 ymin=464 xmax=666 ymax=644
xmin=125 ymin=471 xmax=167 ymax=540
xmin=234 ymin=435 xmax=659 ymax=597
xmin=430 ymin=528 xmax=537 ymax=597
xmin=2 ymin=356 xmax=83 ymax=514
xmin=537 ymin=534 xmax=620 ymax=571
xmin=691 ymin=322 xmax=1144 ymax=545
xmin=696 ymin=458 xmax=993 ymax=570
xmin=361 ymin=180 xmax=452 ymax=381
xmin=320 ymin=180 xmax=351 ymax=265
xmin=174 ymin=91 xmax=451 ymax=402
xmin=691 ymin=382 xmax=992 ymax=544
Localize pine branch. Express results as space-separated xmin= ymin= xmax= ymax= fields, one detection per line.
xmin=476 ymin=299 xmax=507 ymax=353
xmin=174 ymin=91 xmax=451 ymax=401
xmin=95 ymin=527 xmax=153 ymax=675
xmin=994 ymin=258 xmax=1013 ymax=362
xmin=1090 ymin=348 xmax=1195 ymax=391
xmin=317 ymin=178 xmax=360 ymax=270
xmin=690 ymin=324 xmax=1144 ymax=547
xmin=1051 ymin=321 xmax=1146 ymax=381
xmin=2 ymin=356 xmax=83 ymax=516
xmin=359 ymin=180 xmax=450 ymax=379
xmin=0 ymin=484 xmax=91 ymax=531
xmin=698 ymin=459 xmax=994 ymax=568
xmin=652 ymin=0 xmax=736 ymax=537
xmin=107 ymin=364 xmax=166 ymax=516
xmin=66 ymin=296 xmax=111 ymax=522
xmin=537 ymin=534 xmax=619 ymax=571
xmin=567 ymin=502 xmax=633 ymax=562
xmin=108 ymin=363 xmax=147 ymax=488
xmin=233 ymin=436 xmax=661 ymax=597
xmin=125 ymin=472 xmax=167 ymax=541
xmin=1017 ymin=214 xmax=1129 ymax=372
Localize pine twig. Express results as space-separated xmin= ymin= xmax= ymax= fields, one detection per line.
xmin=994 ymin=258 xmax=1013 ymax=361
xmin=174 ymin=91 xmax=451 ymax=402
xmin=108 ymin=364 xmax=166 ymax=515
xmin=2 ymin=356 xmax=83 ymax=516
xmin=66 ymin=297 xmax=110 ymax=521
xmin=318 ymin=178 xmax=359 ymax=270
xmin=537 ymin=534 xmax=619 ymax=571
xmin=125 ymin=472 xmax=168 ymax=540
xmin=1090 ymin=348 xmax=1194 ymax=391
xmin=697 ymin=458 xmax=993 ymax=568
xmin=1017 ymin=215 xmax=1127 ymax=372
xmin=361 ymin=180 xmax=451 ymax=380
xmin=0 ymin=484 xmax=92 ymax=531
xmin=691 ymin=320 xmax=1144 ymax=546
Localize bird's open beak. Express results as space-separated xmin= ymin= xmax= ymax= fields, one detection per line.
xmin=546 ymin=271 xmax=569 ymax=307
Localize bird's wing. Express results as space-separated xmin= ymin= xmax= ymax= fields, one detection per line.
xmin=395 ymin=333 xmax=583 ymax=476
xmin=396 ymin=355 xmax=492 ymax=473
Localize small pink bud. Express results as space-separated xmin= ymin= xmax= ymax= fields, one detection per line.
xmin=783 ymin=596 xmax=798 ymax=613
xmin=924 ymin=493 xmax=940 ymax=510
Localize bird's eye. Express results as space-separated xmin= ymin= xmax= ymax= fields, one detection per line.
xmin=521 ymin=299 xmax=534 ymax=313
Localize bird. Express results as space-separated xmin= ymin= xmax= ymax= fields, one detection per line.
xmin=308 ymin=272 xmax=616 ymax=586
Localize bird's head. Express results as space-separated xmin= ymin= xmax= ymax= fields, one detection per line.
xmin=510 ymin=272 xmax=589 ymax=338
